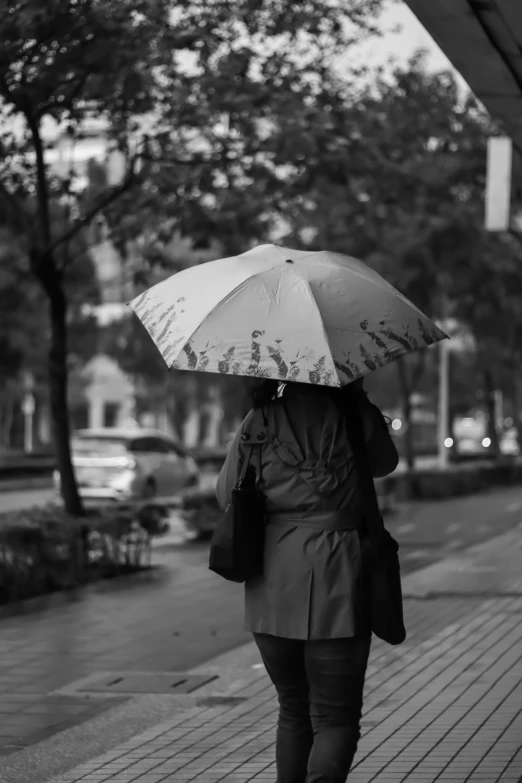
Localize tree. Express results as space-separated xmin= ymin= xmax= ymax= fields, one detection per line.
xmin=0 ymin=0 xmax=181 ymax=511
xmin=0 ymin=218 xmax=100 ymax=449
xmin=0 ymin=228 xmax=44 ymax=448
xmin=274 ymin=54 xmax=498 ymax=467
xmin=1 ymin=0 xmax=388 ymax=510
xmin=102 ymin=309 xmax=253 ymax=446
xmin=449 ymin=229 xmax=522 ymax=455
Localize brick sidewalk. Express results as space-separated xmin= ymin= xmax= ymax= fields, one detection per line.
xmin=39 ymin=526 xmax=522 ymax=783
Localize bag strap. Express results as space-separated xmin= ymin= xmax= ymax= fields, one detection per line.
xmin=238 ymin=446 xmax=255 ymax=483
xmin=239 ymin=407 xmax=267 ymax=489
xmin=343 ymin=402 xmax=384 ymax=544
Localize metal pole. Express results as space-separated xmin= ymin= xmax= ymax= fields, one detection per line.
xmin=22 ymin=371 xmax=35 ymax=454
xmin=24 ymin=410 xmax=33 ymax=453
xmin=22 ymin=394 xmax=35 ymax=453
xmin=494 ymin=390 xmax=504 ymax=431
xmin=438 ymin=338 xmax=450 ymax=469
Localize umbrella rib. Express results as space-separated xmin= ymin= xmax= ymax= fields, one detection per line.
xmin=316 ymin=253 xmax=403 ymax=297
xmin=293 ymin=272 xmax=340 ymax=387
xmin=170 ymin=266 xmax=280 ymax=365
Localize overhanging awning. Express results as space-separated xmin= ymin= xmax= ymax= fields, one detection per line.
xmin=404 ymin=0 xmax=522 ymax=153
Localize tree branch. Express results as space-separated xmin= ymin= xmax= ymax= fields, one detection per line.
xmin=47 ymin=166 xmax=137 ymax=258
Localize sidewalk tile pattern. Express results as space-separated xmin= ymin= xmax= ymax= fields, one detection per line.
xmin=48 ymin=594 xmax=522 ymax=783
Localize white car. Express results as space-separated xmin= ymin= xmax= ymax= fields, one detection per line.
xmin=54 ymin=428 xmax=199 ymax=503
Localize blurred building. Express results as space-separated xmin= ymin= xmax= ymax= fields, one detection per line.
xmin=82 ymin=356 xmax=135 ymax=429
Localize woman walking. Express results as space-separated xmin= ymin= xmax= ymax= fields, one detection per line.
xmin=217 ymin=378 xmax=399 ymax=783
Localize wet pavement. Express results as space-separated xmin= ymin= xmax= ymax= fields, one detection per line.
xmin=0 ymin=548 xmax=248 ymax=758
xmin=0 ymin=484 xmax=521 ymax=759
xmin=29 ymin=524 xmax=522 ymax=783
xmin=0 ymin=694 xmax=126 ymax=758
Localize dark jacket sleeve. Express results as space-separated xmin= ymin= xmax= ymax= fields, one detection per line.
xmin=361 ymin=399 xmax=399 ymax=478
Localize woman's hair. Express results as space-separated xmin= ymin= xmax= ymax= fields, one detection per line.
xmin=251 ymin=379 xmax=280 ymax=409
xmin=250 ymin=377 xmax=366 ymax=409
xmin=250 ymin=377 xmax=392 ymax=437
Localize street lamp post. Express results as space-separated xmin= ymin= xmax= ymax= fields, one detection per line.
xmin=484 ymin=136 xmax=515 ymax=447
xmin=437 ymin=337 xmax=450 ymax=469
xmin=21 ymin=371 xmax=35 ymax=454
xmin=436 ymin=281 xmax=453 ymax=470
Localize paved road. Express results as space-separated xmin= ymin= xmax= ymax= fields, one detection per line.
xmin=388 ymin=484 xmax=522 ymax=571
xmin=0 ymin=484 xmax=520 ymax=758
xmin=0 ymin=456 xmax=484 ymax=514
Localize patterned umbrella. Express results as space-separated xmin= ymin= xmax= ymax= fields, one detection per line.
xmin=129 ymin=244 xmax=447 ymax=387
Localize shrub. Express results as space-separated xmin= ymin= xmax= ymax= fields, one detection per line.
xmin=0 ymin=505 xmax=151 ymax=604
xmin=391 ymin=459 xmax=522 ymax=500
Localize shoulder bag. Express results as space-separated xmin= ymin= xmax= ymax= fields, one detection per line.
xmin=208 ymin=417 xmax=266 ymax=584
xmin=345 ymin=401 xmax=407 ymax=646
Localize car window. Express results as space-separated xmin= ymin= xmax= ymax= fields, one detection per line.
xmin=129 ymin=438 xmax=154 ymax=453
xmin=130 ymin=437 xmax=170 ymax=454
xmin=72 ymin=436 xmax=129 ymax=456
xmin=165 ymin=440 xmax=187 ymax=458
xmin=149 ymin=438 xmax=171 ymax=454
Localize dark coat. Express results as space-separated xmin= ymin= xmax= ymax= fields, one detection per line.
xmin=216 ymin=385 xmax=399 ymax=640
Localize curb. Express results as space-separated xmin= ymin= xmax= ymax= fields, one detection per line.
xmin=0 ymin=642 xmax=265 ymax=783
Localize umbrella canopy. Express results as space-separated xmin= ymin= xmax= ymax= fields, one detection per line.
xmin=129 ymin=244 xmax=447 ymax=387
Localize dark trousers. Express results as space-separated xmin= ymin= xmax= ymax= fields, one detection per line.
xmin=253 ymin=633 xmax=371 ymax=783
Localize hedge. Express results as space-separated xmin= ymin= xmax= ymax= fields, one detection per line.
xmin=179 ymin=460 xmax=522 ymax=532
xmin=0 ymin=505 xmax=152 ymax=604
xmin=392 ymin=458 xmax=522 ymax=500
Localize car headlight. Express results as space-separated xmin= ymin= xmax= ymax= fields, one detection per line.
xmin=109 ymin=460 xmax=137 ymax=488
xmin=113 ymin=457 xmax=137 ymax=471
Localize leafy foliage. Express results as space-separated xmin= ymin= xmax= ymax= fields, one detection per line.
xmin=0 ymin=0 xmax=387 ymax=510
xmin=272 ymin=53 xmax=522 ymax=460
xmin=2 ymin=0 xmax=520 ymax=482
xmin=0 ymin=505 xmax=151 ymax=603
xmin=0 ymin=220 xmax=100 ymax=448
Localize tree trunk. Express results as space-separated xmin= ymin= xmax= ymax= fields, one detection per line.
xmin=25 ymin=114 xmax=83 ymax=513
xmin=33 ymin=250 xmax=84 ymax=515
xmin=483 ymin=368 xmax=500 ymax=459
xmin=49 ymin=284 xmax=84 ymax=514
